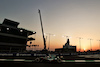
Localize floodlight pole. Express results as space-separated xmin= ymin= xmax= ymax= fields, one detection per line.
xmin=97 ymin=40 xmax=100 ymax=50
xmin=45 ymin=33 xmax=55 ymax=51
xmin=63 ymin=35 xmax=71 ymax=42
xmin=88 ymin=38 xmax=93 ymax=51
xmin=77 ymin=37 xmax=83 ymax=52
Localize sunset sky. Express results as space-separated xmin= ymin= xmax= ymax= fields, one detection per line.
xmin=0 ymin=0 xmax=100 ymax=51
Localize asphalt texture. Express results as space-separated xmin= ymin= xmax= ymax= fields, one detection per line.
xmin=0 ymin=55 xmax=100 ymax=67
xmin=0 ymin=55 xmax=99 ymax=60
xmin=0 ymin=62 xmax=100 ymax=67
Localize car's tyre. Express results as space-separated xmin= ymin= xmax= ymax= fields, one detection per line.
xmin=57 ymin=58 xmax=62 ymax=63
xmin=35 ymin=58 xmax=40 ymax=62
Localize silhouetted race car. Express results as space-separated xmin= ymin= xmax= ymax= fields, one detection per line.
xmin=34 ymin=54 xmax=64 ymax=63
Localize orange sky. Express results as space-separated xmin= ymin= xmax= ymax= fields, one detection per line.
xmin=0 ymin=0 xmax=100 ymax=52
xmin=27 ymin=34 xmax=100 ymax=52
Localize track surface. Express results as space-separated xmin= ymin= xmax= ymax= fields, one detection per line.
xmin=0 ymin=62 xmax=100 ymax=67
xmin=1 ymin=54 xmax=100 ymax=67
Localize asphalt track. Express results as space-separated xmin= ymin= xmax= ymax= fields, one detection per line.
xmin=1 ymin=54 xmax=100 ymax=67
xmin=0 ymin=62 xmax=100 ymax=67
xmin=1 ymin=59 xmax=100 ymax=62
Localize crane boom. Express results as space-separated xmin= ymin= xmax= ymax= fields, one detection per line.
xmin=38 ymin=9 xmax=46 ymax=50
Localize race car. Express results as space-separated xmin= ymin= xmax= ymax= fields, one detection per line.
xmin=34 ymin=54 xmax=64 ymax=63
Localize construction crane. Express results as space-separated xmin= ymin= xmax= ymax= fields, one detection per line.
xmin=38 ymin=9 xmax=46 ymax=50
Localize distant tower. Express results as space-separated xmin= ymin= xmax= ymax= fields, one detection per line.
xmin=63 ymin=38 xmax=70 ymax=48
xmin=67 ymin=39 xmax=70 ymax=45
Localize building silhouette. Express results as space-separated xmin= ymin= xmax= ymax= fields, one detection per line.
xmin=0 ymin=19 xmax=36 ymax=52
xmin=55 ymin=39 xmax=76 ymax=53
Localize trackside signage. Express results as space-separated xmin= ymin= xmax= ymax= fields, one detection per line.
xmin=0 ymin=52 xmax=100 ymax=56
xmin=0 ymin=53 xmax=13 ymax=56
xmin=0 ymin=53 xmax=46 ymax=57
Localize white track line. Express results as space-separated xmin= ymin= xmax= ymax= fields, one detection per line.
xmin=94 ymin=60 xmax=100 ymax=62
xmin=0 ymin=59 xmax=6 ymax=61
xmin=0 ymin=59 xmax=100 ymax=62
xmin=13 ymin=59 xmax=25 ymax=61
xmin=75 ymin=60 xmax=86 ymax=62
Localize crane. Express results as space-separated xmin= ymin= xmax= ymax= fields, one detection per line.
xmin=38 ymin=9 xmax=47 ymax=50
